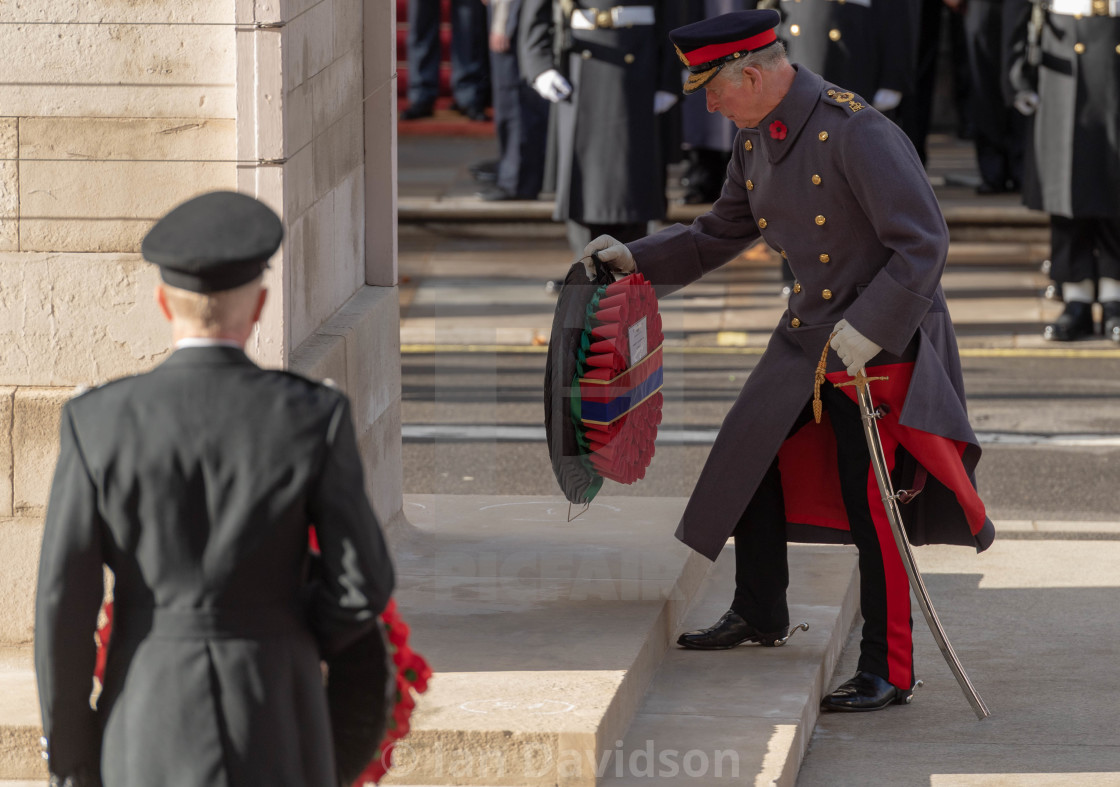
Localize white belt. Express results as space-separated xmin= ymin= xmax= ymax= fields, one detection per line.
xmin=1043 ymin=0 xmax=1120 ymax=16
xmin=571 ymin=6 xmax=655 ymax=29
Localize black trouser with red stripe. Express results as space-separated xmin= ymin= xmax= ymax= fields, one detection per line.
xmin=730 ymin=381 xmax=914 ymax=691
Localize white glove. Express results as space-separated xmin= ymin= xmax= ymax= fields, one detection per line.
xmin=871 ymin=88 xmax=902 ymax=112
xmin=830 ymin=319 xmax=882 ymax=376
xmin=1014 ymin=90 xmax=1039 ymax=116
xmin=532 ymin=69 xmax=572 ymax=103
xmin=654 ymin=90 xmax=678 ymax=115
xmin=581 ymin=235 xmax=636 ymax=281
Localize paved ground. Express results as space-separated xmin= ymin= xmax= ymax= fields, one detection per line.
xmin=396 ymin=127 xmax=1120 ymax=785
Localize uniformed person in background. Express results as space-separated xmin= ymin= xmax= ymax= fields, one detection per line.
xmin=1007 ymin=0 xmax=1120 ymax=342
xmin=479 ymin=0 xmax=550 ymax=201
xmin=962 ymin=0 xmax=1026 ymax=194
xmin=519 ymin=0 xmax=683 ymax=254
xmin=776 ymin=0 xmax=918 ymax=118
xmin=35 ymin=192 xmax=395 ymax=786
xmin=585 ymin=10 xmax=994 ymax=712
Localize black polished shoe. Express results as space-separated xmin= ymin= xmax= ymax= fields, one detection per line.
xmin=469 ymin=159 xmax=498 ymax=183
xmin=400 ymin=101 xmax=434 ymax=120
xmin=676 ymin=609 xmax=789 ymax=650
xmin=1043 ymin=301 xmax=1095 ymax=341
xmin=820 ymin=671 xmax=913 ymax=712
xmin=476 ymin=186 xmax=517 ymax=201
xmin=1103 ymin=302 xmax=1120 ymax=344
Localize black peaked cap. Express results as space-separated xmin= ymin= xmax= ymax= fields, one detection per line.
xmin=142 ymin=191 xmax=283 ymax=293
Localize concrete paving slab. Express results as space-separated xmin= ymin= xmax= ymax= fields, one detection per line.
xmin=600 ymin=543 xmax=860 ymax=786
xmin=0 ymin=654 xmax=44 ymax=781
xmin=798 ymin=540 xmax=1120 ymax=787
xmin=384 ymin=494 xmax=713 ymax=786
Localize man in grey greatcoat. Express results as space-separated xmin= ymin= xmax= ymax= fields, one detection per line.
xmin=35 ymin=192 xmax=395 ymax=786
xmin=519 ymin=0 xmax=683 ymax=253
xmin=585 ymin=9 xmax=994 ymax=712
xmin=1006 ymin=0 xmax=1120 ymax=342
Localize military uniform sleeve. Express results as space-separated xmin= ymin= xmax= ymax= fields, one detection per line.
xmin=308 ymin=397 xmax=395 ymax=657
xmin=518 ymin=0 xmax=555 ymax=81
xmin=629 ymin=133 xmax=762 ymax=298
xmin=838 ymin=114 xmax=945 ymax=356
xmin=34 ymin=403 xmax=105 ymax=781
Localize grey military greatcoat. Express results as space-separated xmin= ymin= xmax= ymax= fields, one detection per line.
xmin=1008 ymin=7 xmax=1120 ymax=218
xmin=629 ymin=66 xmax=995 ymax=561
xmin=35 ymin=346 xmax=395 ymax=786
xmin=519 ymin=0 xmax=681 ymax=225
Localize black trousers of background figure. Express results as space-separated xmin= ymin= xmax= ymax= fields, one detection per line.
xmin=964 ymin=0 xmax=1025 ymax=191
xmin=1049 ymin=216 xmax=1120 ymax=287
xmin=731 ymin=381 xmax=914 ymax=690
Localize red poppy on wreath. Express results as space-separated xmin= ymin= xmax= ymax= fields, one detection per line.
xmin=769 ymin=120 xmax=788 ymax=140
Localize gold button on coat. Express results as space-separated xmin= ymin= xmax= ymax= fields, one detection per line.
xmin=624 ymin=53 xmax=635 ymax=64
xmin=581 ymin=50 xmax=592 ymax=59
xmin=822 ymin=289 xmax=833 ymax=300
xmin=1074 ymin=42 xmax=1085 ymax=54
xmin=792 ymin=282 xmax=801 ymax=294
xmin=820 ymin=253 xmax=830 ymax=263
xmin=746 ymin=179 xmax=754 ymax=190
xmin=790 ymin=24 xmax=801 ymax=36
xmin=818 ymin=131 xmax=829 ymax=142
xmin=791 ymin=317 xmax=801 ymax=328
xmin=815 ymin=215 xmax=826 ymax=226
xmin=758 ymin=218 xmax=768 ymax=229
xmin=829 ymin=29 xmax=841 ymax=42
xmin=812 ymin=174 xmax=822 ymax=185
xmin=1116 ymin=44 xmax=1120 ymax=54
xmin=745 ymin=140 xmax=753 ymax=151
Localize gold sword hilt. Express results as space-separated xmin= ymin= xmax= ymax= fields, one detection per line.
xmin=813 ymin=333 xmax=888 ymax=423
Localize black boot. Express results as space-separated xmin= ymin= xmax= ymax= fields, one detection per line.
xmin=676 ymin=609 xmax=789 ymax=650
xmin=1043 ymin=301 xmax=1095 ymax=341
xmin=820 ymin=671 xmax=914 ymax=712
xmin=1103 ymin=302 xmax=1120 ymax=344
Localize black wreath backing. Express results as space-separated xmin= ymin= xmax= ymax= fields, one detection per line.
xmin=543 ymin=259 xmax=614 ymax=504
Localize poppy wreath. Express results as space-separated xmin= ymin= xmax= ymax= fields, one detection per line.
xmin=353 ymin=598 xmax=432 ymax=786
xmin=571 ymin=273 xmax=665 ymax=486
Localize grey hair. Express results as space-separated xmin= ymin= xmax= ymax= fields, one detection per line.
xmin=719 ymin=40 xmax=789 ymax=85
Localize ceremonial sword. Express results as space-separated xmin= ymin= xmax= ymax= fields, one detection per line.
xmin=815 ymin=339 xmax=991 ymax=720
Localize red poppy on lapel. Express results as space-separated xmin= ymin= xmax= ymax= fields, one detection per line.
xmin=769 ymin=120 xmax=788 ymax=140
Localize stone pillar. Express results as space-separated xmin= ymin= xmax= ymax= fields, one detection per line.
xmin=0 ymin=1 xmax=400 ymax=776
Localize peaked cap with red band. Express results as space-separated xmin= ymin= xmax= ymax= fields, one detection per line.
xmin=669 ymin=9 xmax=781 ymax=95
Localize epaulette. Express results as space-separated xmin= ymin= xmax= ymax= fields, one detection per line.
xmin=824 ymin=88 xmax=867 ymax=115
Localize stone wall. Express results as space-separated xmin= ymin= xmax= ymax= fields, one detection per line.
xmin=0 ymin=0 xmax=403 ymax=654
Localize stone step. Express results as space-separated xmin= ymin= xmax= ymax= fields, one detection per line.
xmin=397 ymin=196 xmax=1049 ymax=231
xmin=0 ymin=648 xmax=46 ymax=782
xmin=600 ymin=544 xmax=859 ymax=786
xmin=380 ymin=494 xmax=712 ymax=787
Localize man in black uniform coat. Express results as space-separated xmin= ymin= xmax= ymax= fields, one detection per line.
xmin=35 ymin=192 xmax=395 ymax=787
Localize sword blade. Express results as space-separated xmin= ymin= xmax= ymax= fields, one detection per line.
xmin=854 ymin=379 xmax=991 ymax=720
